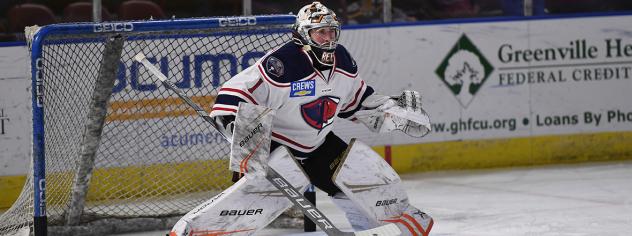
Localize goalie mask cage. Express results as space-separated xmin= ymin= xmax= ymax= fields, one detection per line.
xmin=0 ymin=15 xmax=296 ymax=236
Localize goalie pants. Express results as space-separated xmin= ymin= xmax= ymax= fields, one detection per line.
xmin=233 ymin=131 xmax=347 ymax=196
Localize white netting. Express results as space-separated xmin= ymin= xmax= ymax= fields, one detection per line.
xmin=0 ymin=17 xmax=294 ymax=235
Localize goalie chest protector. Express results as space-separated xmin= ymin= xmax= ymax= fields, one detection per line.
xmin=213 ymin=41 xmax=372 ymax=153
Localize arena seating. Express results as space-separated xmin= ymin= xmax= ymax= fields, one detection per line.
xmin=7 ymin=3 xmax=57 ymax=33
xmin=118 ymin=0 xmax=166 ymax=20
xmin=63 ymin=2 xmax=112 ymax=22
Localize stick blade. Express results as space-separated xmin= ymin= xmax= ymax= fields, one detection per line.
xmin=354 ymin=223 xmax=401 ymax=236
xmin=133 ymin=52 xmax=146 ymax=62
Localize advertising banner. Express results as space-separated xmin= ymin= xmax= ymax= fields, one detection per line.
xmin=337 ymin=15 xmax=632 ymax=146
xmin=0 ymin=46 xmax=30 ymax=176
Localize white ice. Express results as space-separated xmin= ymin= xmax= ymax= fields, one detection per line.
xmin=114 ymin=161 xmax=632 ymax=236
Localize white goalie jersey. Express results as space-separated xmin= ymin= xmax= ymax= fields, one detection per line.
xmin=210 ymin=42 xmax=374 ymax=153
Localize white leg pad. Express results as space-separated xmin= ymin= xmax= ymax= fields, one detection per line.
xmin=333 ymin=139 xmax=433 ymax=236
xmin=330 ymin=192 xmax=374 ymax=231
xmin=169 ymin=147 xmax=310 ymax=236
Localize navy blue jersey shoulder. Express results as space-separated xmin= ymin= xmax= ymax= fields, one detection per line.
xmin=334 ymin=45 xmax=358 ymax=75
xmin=260 ymin=42 xmax=313 ymax=83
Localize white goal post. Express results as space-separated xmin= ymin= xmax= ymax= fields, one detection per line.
xmin=0 ymin=15 xmax=300 ymax=236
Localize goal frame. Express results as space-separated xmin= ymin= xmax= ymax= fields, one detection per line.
xmin=28 ymin=15 xmax=296 ymax=236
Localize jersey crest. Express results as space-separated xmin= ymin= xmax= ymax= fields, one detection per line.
xmin=266 ymin=56 xmax=284 ymax=77
xmin=300 ymin=96 xmax=340 ymax=130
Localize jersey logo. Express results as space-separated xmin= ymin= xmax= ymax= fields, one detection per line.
xmin=300 ymin=96 xmax=339 ymax=130
xmin=290 ymin=80 xmax=316 ymax=97
xmin=266 ymin=56 xmax=284 ymax=77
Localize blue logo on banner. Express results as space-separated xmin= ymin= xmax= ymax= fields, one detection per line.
xmin=290 ymin=80 xmax=316 ymax=97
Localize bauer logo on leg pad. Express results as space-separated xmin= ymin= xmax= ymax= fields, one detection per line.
xmin=376 ymin=198 xmax=398 ymax=206
xmin=238 ymin=122 xmax=264 ymax=147
xmin=219 ymin=209 xmax=263 ymax=216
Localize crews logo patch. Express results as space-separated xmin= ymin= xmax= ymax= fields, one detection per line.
xmin=266 ymin=56 xmax=284 ymax=77
xmin=301 ymin=96 xmax=340 ymax=130
xmin=290 ymin=80 xmax=316 ymax=97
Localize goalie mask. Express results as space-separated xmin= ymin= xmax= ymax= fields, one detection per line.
xmin=293 ymin=2 xmax=340 ymax=67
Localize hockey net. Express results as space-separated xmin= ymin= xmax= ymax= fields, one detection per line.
xmin=0 ymin=16 xmax=300 ymax=235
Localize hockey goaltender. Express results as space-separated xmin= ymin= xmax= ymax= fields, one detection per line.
xmin=165 ymin=2 xmax=434 ymax=236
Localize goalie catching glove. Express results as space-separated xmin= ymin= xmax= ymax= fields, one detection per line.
xmin=354 ymin=90 xmax=431 ymax=138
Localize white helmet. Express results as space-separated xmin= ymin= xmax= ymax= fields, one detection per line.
xmin=293 ymin=2 xmax=341 ymax=51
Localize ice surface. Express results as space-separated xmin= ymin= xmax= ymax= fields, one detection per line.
xmin=113 ymin=161 xmax=632 ymax=236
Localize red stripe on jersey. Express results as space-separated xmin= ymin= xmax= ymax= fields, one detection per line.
xmin=257 ymin=64 xmax=289 ymax=88
xmin=314 ymin=69 xmax=325 ymax=82
xmin=334 ymin=69 xmax=357 ymax=78
xmin=300 ymin=47 xmax=314 ymax=65
xmin=307 ymin=72 xmax=318 ymax=80
xmin=272 ymin=132 xmax=314 ymax=150
xmin=341 ymin=80 xmax=365 ymax=111
xmin=248 ymin=78 xmax=263 ymax=93
xmin=211 ymin=107 xmax=237 ymax=113
xmin=299 ymin=48 xmax=329 ymax=83
xmin=219 ymin=88 xmax=259 ymax=105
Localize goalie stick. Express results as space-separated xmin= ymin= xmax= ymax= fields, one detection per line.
xmin=134 ymin=52 xmax=401 ymax=236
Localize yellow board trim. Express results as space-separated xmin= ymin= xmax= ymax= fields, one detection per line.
xmin=0 ymin=175 xmax=26 ymax=209
xmin=0 ymin=159 xmax=232 ymax=209
xmin=107 ymin=95 xmax=216 ymax=122
xmin=383 ymin=131 xmax=632 ymax=174
xmin=2 ymin=131 xmax=632 ymax=209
